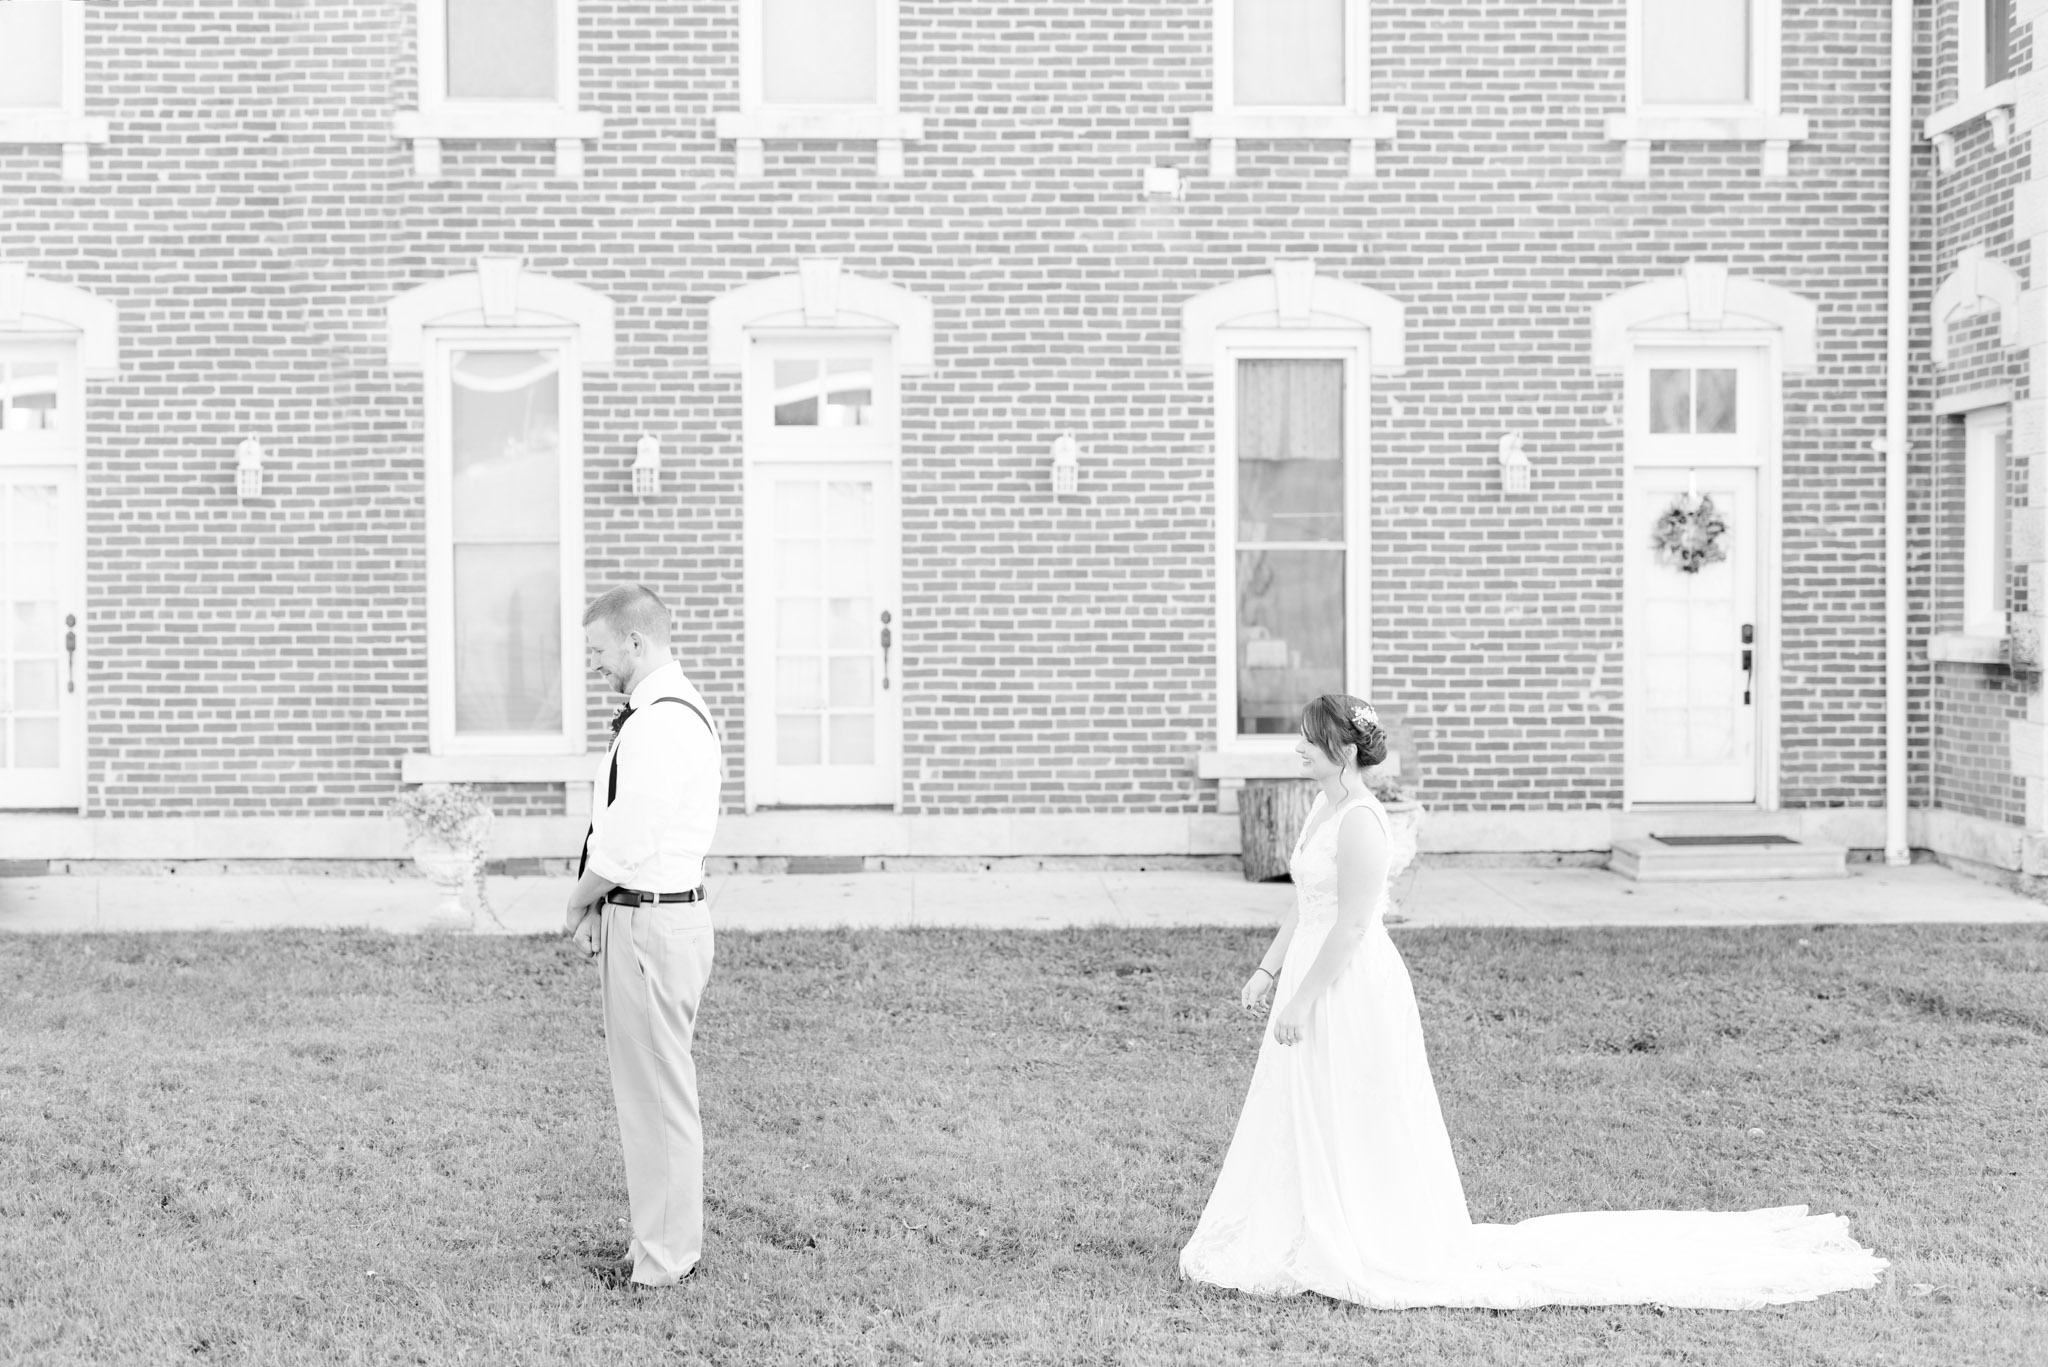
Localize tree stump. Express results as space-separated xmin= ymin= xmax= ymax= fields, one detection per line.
xmin=1238 ymin=779 xmax=1317 ymax=882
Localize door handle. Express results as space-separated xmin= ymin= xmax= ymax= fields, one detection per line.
xmin=64 ymin=614 xmax=77 ymax=693
xmin=879 ymin=610 xmax=893 ymax=691
xmin=1740 ymin=623 xmax=1754 ymax=705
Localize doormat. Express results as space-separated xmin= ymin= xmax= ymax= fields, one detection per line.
xmin=785 ymin=856 xmax=867 ymax=874
xmin=1649 ymin=834 xmax=1799 ymax=846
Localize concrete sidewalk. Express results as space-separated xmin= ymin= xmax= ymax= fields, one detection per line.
xmin=1 ymin=861 xmax=2043 ymax=935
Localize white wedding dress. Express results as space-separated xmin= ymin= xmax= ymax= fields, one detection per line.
xmin=1179 ymin=789 xmax=1888 ymax=1309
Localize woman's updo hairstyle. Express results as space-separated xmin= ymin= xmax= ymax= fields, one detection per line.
xmin=1299 ymin=693 xmax=1390 ymax=770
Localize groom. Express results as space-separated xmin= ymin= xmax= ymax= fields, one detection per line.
xmin=565 ymin=583 xmax=722 ymax=1287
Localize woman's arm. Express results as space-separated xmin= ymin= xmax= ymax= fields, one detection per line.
xmin=1240 ymin=904 xmax=1300 ymax=1010
xmin=1271 ymin=806 xmax=1389 ymax=1044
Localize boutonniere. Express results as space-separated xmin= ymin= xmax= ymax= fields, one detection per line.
xmin=609 ymin=704 xmax=634 ymax=736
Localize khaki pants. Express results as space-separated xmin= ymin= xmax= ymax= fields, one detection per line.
xmin=600 ymin=900 xmax=715 ymax=1286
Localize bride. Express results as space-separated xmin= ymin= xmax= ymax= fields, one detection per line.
xmin=1179 ymin=694 xmax=1888 ymax=1309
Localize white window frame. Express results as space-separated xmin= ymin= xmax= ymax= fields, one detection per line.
xmin=717 ymin=0 xmax=919 ymax=179
xmin=422 ymin=329 xmax=587 ymax=759
xmin=1607 ymin=0 xmax=1805 ymax=177
xmin=0 ymin=2 xmax=108 ymax=182
xmin=1963 ymin=406 xmax=2011 ymax=640
xmin=394 ymin=0 xmax=602 ymax=181
xmin=1191 ymin=0 xmax=1394 ymax=179
xmin=1211 ymin=335 xmax=1372 ymax=755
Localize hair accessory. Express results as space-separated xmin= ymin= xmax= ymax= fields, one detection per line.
xmin=1350 ymin=703 xmax=1380 ymax=732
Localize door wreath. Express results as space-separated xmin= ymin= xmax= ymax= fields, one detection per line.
xmin=1651 ymin=492 xmax=1728 ymax=574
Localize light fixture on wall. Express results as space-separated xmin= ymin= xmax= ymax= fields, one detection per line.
xmin=1497 ymin=432 xmax=1531 ymax=495
xmin=632 ymin=435 xmax=661 ymax=496
xmin=1050 ymin=435 xmax=1080 ymax=495
xmin=235 ymin=437 xmax=265 ymax=500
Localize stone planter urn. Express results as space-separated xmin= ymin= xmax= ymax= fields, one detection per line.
xmin=1378 ymin=797 xmax=1426 ymax=918
xmin=390 ymin=783 xmax=493 ymax=933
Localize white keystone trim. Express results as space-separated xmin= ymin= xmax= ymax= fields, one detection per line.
xmin=386 ymin=256 xmax=616 ymax=369
xmin=706 ymin=260 xmax=935 ymax=373
xmin=1590 ymin=263 xmax=1818 ymax=371
xmin=1931 ymin=245 xmax=2024 ymax=364
xmin=1180 ymin=261 xmax=1406 ymax=372
xmin=0 ymin=263 xmax=119 ymax=375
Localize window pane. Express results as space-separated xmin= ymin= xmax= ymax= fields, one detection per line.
xmin=1237 ymin=548 xmax=1345 ymax=736
xmin=11 ymin=600 xmax=56 ymax=654
xmin=450 ymin=351 xmax=560 ymax=542
xmin=828 ymin=713 xmax=874 ymax=765
xmin=774 ymin=359 xmax=820 ymax=426
xmin=1234 ymin=0 xmax=1345 ymax=107
xmin=1642 ymin=0 xmax=1748 ymax=105
xmin=2 ymin=361 xmax=60 ymax=432
xmin=1694 ymin=370 xmax=1737 ymax=434
xmin=1987 ymin=0 xmax=2015 ymax=84
xmin=447 ymin=0 xmax=557 ymax=100
xmin=777 ymin=713 xmax=821 ymax=765
xmin=1995 ymin=429 xmax=2013 ymax=613
xmin=13 ymin=717 xmax=58 ymax=768
xmin=1648 ymin=369 xmax=1691 ymax=434
xmin=762 ymin=0 xmax=878 ymax=105
xmin=826 ymin=597 xmax=870 ymax=649
xmin=822 ymin=359 xmax=874 ymax=427
xmin=777 ymin=597 xmax=820 ymax=649
xmin=777 ymin=656 xmax=823 ymax=709
xmin=0 ymin=2 xmax=65 ymax=110
xmin=14 ymin=660 xmax=56 ymax=711
xmin=1238 ymin=360 xmax=1343 ymax=542
xmin=453 ymin=543 xmax=561 ymax=733
xmin=829 ymin=656 xmax=873 ymax=708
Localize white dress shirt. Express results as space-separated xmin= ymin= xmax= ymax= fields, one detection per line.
xmin=584 ymin=660 xmax=721 ymax=892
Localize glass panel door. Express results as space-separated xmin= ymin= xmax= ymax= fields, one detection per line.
xmin=0 ymin=466 xmax=82 ymax=808
xmin=748 ymin=461 xmax=899 ymax=806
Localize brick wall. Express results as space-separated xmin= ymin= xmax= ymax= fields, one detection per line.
xmin=0 ymin=1 xmax=1966 ymax=823
xmin=1920 ymin=0 xmax=2034 ymax=825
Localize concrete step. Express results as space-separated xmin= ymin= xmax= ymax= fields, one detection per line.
xmin=1607 ymin=835 xmax=1848 ymax=882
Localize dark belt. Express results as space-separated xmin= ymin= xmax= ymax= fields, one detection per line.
xmin=604 ymin=887 xmax=706 ymax=906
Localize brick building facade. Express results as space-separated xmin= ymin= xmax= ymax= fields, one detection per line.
xmin=2 ymin=0 xmax=2043 ymax=881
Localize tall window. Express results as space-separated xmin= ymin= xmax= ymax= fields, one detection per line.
xmin=427 ymin=341 xmax=584 ymax=753
xmin=747 ymin=0 xmax=892 ymax=110
xmin=1639 ymin=0 xmax=1751 ymax=108
xmin=1963 ymin=408 xmax=2011 ymax=639
xmin=418 ymin=0 xmax=577 ymax=113
xmin=0 ymin=1 xmax=67 ymax=114
xmin=1962 ymin=0 xmax=2016 ymax=96
xmin=1230 ymin=0 xmax=1348 ymax=109
xmin=1231 ymin=359 xmax=1349 ymax=736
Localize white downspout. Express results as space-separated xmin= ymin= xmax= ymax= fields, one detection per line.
xmin=1883 ymin=0 xmax=1912 ymax=865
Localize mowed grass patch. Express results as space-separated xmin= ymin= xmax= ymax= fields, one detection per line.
xmin=0 ymin=924 xmax=2043 ymax=1365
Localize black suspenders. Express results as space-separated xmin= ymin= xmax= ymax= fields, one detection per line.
xmin=576 ymin=696 xmax=715 ymax=879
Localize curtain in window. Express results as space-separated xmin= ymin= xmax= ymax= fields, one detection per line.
xmin=1987 ymin=0 xmax=2015 ymax=83
xmin=1235 ymin=359 xmax=1346 ymax=735
xmin=0 ymin=2 xmax=65 ymax=110
xmin=1641 ymin=0 xmax=1749 ymax=106
xmin=450 ymin=351 xmax=563 ymax=734
xmin=447 ymin=0 xmax=557 ymax=100
xmin=762 ymin=0 xmax=878 ymax=105
xmin=1233 ymin=0 xmax=1345 ymax=107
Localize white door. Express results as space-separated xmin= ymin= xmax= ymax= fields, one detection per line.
xmin=0 ymin=466 xmax=84 ymax=808
xmin=746 ymin=461 xmax=901 ymax=806
xmin=1625 ymin=347 xmax=1767 ymax=805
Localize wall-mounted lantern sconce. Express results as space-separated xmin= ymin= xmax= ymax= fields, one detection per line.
xmin=235 ymin=437 xmax=265 ymax=500
xmin=1497 ymin=432 xmax=1531 ymax=494
xmin=632 ymin=435 xmax=661 ymax=496
xmin=1050 ymin=435 xmax=1080 ymax=495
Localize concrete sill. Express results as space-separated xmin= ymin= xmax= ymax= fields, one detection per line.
xmin=1927 ymin=633 xmax=2009 ymax=665
xmin=401 ymin=752 xmax=602 ymax=784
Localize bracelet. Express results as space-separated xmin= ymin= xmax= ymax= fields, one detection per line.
xmin=1253 ymin=966 xmax=1276 ymax=981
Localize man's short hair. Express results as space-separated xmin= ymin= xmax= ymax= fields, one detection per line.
xmin=582 ymin=584 xmax=672 ymax=644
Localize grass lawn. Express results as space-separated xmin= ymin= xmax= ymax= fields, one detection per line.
xmin=1 ymin=923 xmax=2044 ymax=1365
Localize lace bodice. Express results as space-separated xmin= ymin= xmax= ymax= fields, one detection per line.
xmin=1287 ymin=790 xmax=1389 ymax=934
